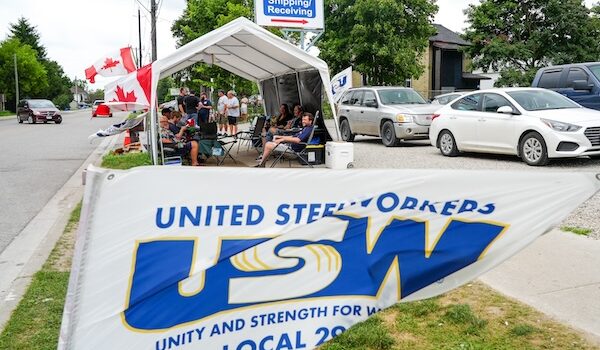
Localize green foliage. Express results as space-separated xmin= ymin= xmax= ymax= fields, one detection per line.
xmin=53 ymin=94 xmax=73 ymax=110
xmin=510 ymin=324 xmax=537 ymax=337
xmin=157 ymin=77 xmax=176 ymax=104
xmin=0 ymin=38 xmax=48 ymax=110
xmin=88 ymin=89 xmax=104 ymax=102
xmin=101 ymin=152 xmax=152 ymax=169
xmin=171 ymin=0 xmax=258 ymax=96
xmin=561 ymin=226 xmax=592 ymax=236
xmin=8 ymin=17 xmax=47 ymax=60
xmin=319 ymin=0 xmax=437 ymax=85
xmin=464 ymin=0 xmax=600 ymax=87
xmin=42 ymin=60 xmax=71 ymax=99
xmin=321 ymin=316 xmax=395 ymax=350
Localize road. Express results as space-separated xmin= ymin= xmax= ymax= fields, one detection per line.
xmin=0 ymin=110 xmax=120 ymax=254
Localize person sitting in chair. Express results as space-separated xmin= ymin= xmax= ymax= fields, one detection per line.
xmin=255 ymin=112 xmax=314 ymax=167
xmin=159 ymin=115 xmax=200 ymax=166
xmin=167 ymin=110 xmax=181 ymax=134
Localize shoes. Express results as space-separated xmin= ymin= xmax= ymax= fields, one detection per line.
xmin=255 ymin=155 xmax=263 ymax=161
xmin=253 ymin=163 xmax=265 ymax=168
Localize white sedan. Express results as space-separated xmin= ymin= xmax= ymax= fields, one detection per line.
xmin=429 ymin=88 xmax=600 ymax=166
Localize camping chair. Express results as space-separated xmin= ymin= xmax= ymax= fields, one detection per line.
xmin=235 ymin=116 xmax=266 ymax=154
xmin=269 ymin=111 xmax=320 ymax=168
xmin=197 ymin=122 xmax=237 ymax=165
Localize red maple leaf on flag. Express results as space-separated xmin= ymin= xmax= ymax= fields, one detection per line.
xmin=110 ymin=86 xmax=138 ymax=103
xmin=102 ymin=57 xmax=121 ymax=71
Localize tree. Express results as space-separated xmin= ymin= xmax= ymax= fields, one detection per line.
xmin=8 ymin=17 xmax=47 ymax=60
xmin=319 ymin=0 xmax=437 ymax=85
xmin=171 ymin=0 xmax=257 ymax=96
xmin=0 ymin=38 xmax=48 ymax=111
xmin=464 ymin=0 xmax=600 ymax=87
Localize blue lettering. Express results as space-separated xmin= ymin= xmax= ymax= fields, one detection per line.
xmin=478 ymin=203 xmax=495 ymax=214
xmin=400 ymin=196 xmax=418 ymax=210
xmin=156 ymin=207 xmax=175 ymax=229
xmin=292 ymin=204 xmax=307 ymax=224
xmin=458 ymin=200 xmax=478 ymax=213
xmin=441 ymin=200 xmax=459 ymax=216
xmin=307 ymin=204 xmax=321 ymax=223
xmin=322 ymin=203 xmax=337 ymax=217
xmin=231 ymin=205 xmax=244 ymax=226
xmin=275 ymin=205 xmax=290 ymax=225
xmin=377 ymin=192 xmax=399 ymax=213
xmin=180 ymin=206 xmax=201 ymax=227
xmin=247 ymin=205 xmax=264 ymax=225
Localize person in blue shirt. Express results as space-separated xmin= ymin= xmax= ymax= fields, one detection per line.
xmin=198 ymin=92 xmax=212 ymax=123
xmin=255 ymin=112 xmax=314 ymax=167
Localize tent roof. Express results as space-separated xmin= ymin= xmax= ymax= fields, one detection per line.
xmin=154 ymin=17 xmax=330 ymax=82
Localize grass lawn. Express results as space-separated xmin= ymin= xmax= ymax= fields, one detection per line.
xmin=100 ymin=151 xmax=152 ymax=169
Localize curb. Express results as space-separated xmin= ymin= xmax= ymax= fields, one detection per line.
xmin=0 ymin=134 xmax=120 ymax=330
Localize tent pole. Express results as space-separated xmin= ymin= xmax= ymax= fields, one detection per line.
xmin=295 ymin=71 xmax=303 ymax=107
xmin=150 ymin=108 xmax=159 ymax=164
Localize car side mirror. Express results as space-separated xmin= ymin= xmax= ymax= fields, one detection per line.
xmin=365 ymin=101 xmax=378 ymax=108
xmin=572 ymin=80 xmax=593 ymax=91
xmin=497 ymin=106 xmax=517 ymax=115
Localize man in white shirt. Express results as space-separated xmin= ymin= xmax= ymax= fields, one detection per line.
xmin=216 ymin=90 xmax=229 ymax=135
xmin=224 ymin=90 xmax=240 ymax=136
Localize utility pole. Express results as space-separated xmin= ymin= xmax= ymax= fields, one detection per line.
xmin=151 ymin=0 xmax=157 ymax=62
xmin=14 ymin=54 xmax=19 ymax=109
xmin=138 ymin=8 xmax=143 ymax=67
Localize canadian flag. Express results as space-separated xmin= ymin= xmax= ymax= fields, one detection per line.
xmin=103 ymin=63 xmax=152 ymax=111
xmin=85 ymin=47 xmax=137 ymax=83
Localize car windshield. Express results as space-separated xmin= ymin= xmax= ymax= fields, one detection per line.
xmin=588 ymin=65 xmax=600 ymax=81
xmin=377 ymin=89 xmax=427 ymax=105
xmin=507 ymin=90 xmax=580 ymax=111
xmin=29 ymin=100 xmax=55 ymax=108
xmin=94 ymin=100 xmax=104 ymax=106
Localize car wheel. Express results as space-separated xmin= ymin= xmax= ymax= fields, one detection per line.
xmin=438 ymin=130 xmax=459 ymax=157
xmin=381 ymin=121 xmax=398 ymax=147
xmin=519 ymin=132 xmax=548 ymax=166
xmin=340 ymin=119 xmax=355 ymax=142
xmin=55 ymin=116 xmax=62 ymax=124
xmin=28 ymin=115 xmax=35 ymax=124
xmin=109 ymin=113 xmax=113 ymax=118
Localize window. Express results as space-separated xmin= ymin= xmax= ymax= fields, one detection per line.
xmin=451 ymin=94 xmax=481 ymax=111
xmin=350 ymin=91 xmax=364 ymax=106
xmin=362 ymin=91 xmax=377 ymax=107
xmin=566 ymin=68 xmax=589 ymax=88
xmin=588 ymin=65 xmax=600 ymax=81
xmin=507 ymin=90 xmax=580 ymax=111
xmin=377 ymin=89 xmax=426 ymax=105
xmin=537 ymin=70 xmax=562 ymax=88
xmin=482 ymin=94 xmax=513 ymax=113
xmin=340 ymin=91 xmax=353 ymax=105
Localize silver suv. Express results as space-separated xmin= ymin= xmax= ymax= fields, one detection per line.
xmin=337 ymin=87 xmax=440 ymax=146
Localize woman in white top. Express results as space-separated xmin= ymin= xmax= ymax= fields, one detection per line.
xmin=240 ymin=95 xmax=249 ymax=122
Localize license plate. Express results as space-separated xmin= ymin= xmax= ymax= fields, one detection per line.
xmin=46 ymin=116 xmax=53 ymax=119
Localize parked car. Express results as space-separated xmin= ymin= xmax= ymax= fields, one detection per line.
xmin=532 ymin=62 xmax=600 ymax=110
xmin=92 ymin=100 xmax=112 ymax=117
xmin=159 ymin=99 xmax=177 ymax=111
xmin=431 ymin=91 xmax=467 ymax=105
xmin=337 ymin=87 xmax=440 ymax=146
xmin=429 ymin=88 xmax=600 ymax=166
xmin=17 ymin=99 xmax=62 ymax=124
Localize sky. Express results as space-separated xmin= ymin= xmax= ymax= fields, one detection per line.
xmin=0 ymin=0 xmax=597 ymax=90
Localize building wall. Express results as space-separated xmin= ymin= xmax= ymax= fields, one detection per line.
xmin=412 ymin=46 xmax=432 ymax=99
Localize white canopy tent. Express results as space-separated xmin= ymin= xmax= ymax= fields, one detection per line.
xmin=148 ymin=17 xmax=340 ymax=164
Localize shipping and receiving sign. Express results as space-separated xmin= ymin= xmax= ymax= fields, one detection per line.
xmin=58 ymin=166 xmax=599 ymax=350
xmin=255 ymin=0 xmax=324 ymax=29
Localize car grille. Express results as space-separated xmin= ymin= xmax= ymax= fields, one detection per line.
xmin=584 ymin=127 xmax=600 ymax=146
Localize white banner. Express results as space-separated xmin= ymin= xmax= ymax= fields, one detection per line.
xmin=59 ymin=167 xmax=600 ymax=350
xmin=330 ymin=67 xmax=352 ymax=103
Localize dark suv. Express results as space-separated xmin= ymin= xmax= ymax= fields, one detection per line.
xmin=17 ymin=99 xmax=62 ymax=124
xmin=532 ymin=63 xmax=600 ymax=110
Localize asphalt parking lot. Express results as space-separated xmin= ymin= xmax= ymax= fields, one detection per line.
xmin=348 ymin=134 xmax=600 ymax=239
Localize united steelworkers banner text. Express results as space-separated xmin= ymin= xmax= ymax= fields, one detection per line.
xmin=59 ymin=166 xmax=600 ymax=350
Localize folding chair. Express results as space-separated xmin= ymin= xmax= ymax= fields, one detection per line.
xmin=198 ymin=122 xmax=237 ymax=165
xmin=236 ymin=116 xmax=266 ymax=154
xmin=269 ymin=111 xmax=320 ymax=168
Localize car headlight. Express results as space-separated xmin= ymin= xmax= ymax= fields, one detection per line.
xmin=396 ymin=114 xmax=414 ymax=123
xmin=540 ymin=118 xmax=581 ymax=132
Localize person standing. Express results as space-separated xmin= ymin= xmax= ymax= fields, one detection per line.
xmin=240 ymin=95 xmax=249 ymax=122
xmin=198 ymin=92 xmax=212 ymax=124
xmin=184 ymin=90 xmax=200 ymax=125
xmin=216 ymin=90 xmax=229 ymax=135
xmin=225 ymin=90 xmax=240 ymax=136
xmin=177 ymin=87 xmax=188 ymax=121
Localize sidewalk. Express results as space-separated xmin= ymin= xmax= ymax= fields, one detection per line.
xmin=480 ymin=229 xmax=600 ymax=344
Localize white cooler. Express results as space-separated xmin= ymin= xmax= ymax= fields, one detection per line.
xmin=325 ymin=141 xmax=354 ymax=169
